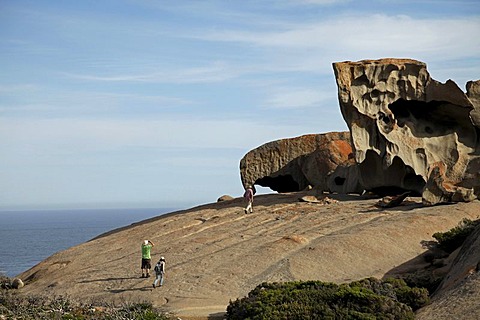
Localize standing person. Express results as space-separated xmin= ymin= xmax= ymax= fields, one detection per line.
xmin=243 ymin=186 xmax=255 ymax=214
xmin=141 ymin=240 xmax=154 ymax=278
xmin=152 ymin=256 xmax=166 ymax=288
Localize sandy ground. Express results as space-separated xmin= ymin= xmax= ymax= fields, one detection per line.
xmin=17 ymin=191 xmax=480 ymax=319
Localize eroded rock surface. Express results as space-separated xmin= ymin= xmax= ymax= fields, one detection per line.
xmin=16 ymin=195 xmax=480 ymax=319
xmin=333 ymin=59 xmax=480 ymax=204
xmin=239 ymin=132 xmax=362 ymax=194
xmin=416 ymin=223 xmax=480 ymax=320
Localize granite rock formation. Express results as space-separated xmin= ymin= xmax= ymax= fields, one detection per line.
xmin=333 ymin=58 xmax=480 ymax=205
xmin=239 ymin=132 xmax=362 ymax=194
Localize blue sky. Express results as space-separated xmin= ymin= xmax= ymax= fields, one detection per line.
xmin=1 ymin=0 xmax=479 ymax=210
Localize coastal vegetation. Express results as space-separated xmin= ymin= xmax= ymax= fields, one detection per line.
xmin=432 ymin=218 xmax=480 ymax=253
xmin=226 ymin=277 xmax=429 ymax=320
xmin=400 ymin=217 xmax=480 ymax=294
xmin=0 ymin=279 xmax=173 ymax=320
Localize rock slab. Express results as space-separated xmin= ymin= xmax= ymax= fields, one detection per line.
xmin=239 ymin=132 xmax=362 ymax=194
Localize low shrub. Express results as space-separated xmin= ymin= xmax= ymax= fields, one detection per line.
xmin=432 ymin=218 xmax=480 ymax=253
xmin=0 ymin=285 xmax=173 ymax=320
xmin=402 ymin=271 xmax=443 ymax=294
xmin=226 ymin=277 xmax=429 ymax=320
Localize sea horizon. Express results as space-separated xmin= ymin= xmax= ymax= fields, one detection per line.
xmin=0 ymin=206 xmax=179 ymax=278
xmin=0 ymin=200 xmax=196 ymax=212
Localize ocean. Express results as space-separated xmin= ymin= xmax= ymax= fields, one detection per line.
xmin=0 ymin=207 xmax=176 ymax=278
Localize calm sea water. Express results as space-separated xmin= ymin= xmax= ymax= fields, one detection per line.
xmin=0 ymin=207 xmax=175 ymax=277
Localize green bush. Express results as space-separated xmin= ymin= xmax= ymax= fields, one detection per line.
xmin=226 ymin=278 xmax=429 ymax=320
xmin=402 ymin=271 xmax=443 ymax=295
xmin=432 ymin=218 xmax=480 ymax=253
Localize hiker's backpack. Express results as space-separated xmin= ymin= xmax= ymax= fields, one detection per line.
xmin=154 ymin=262 xmax=164 ymax=273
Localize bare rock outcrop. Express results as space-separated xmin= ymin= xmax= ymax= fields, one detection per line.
xmin=239 ymin=132 xmax=362 ymax=194
xmin=1 ymin=277 xmax=24 ymax=289
xmin=416 ymin=223 xmax=480 ymax=320
xmin=16 ymin=194 xmax=480 ymax=319
xmin=217 ymin=195 xmax=234 ymax=202
xmin=333 ymin=58 xmax=480 ymax=204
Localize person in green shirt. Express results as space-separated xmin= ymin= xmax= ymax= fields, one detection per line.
xmin=141 ymin=239 xmax=155 ymax=278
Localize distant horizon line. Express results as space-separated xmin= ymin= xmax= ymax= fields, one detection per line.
xmin=0 ymin=202 xmax=193 ymax=212
xmin=1 ymin=187 xmax=276 ymax=211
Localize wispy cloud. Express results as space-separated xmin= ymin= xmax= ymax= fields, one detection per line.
xmin=263 ymin=87 xmax=333 ymax=109
xmin=0 ymin=84 xmax=39 ymax=94
xmin=64 ymin=61 xmax=247 ymax=84
xmin=278 ymin=0 xmax=351 ymax=6
xmin=0 ymin=117 xmax=308 ymax=160
xmin=0 ymin=89 xmax=192 ymax=117
xmin=198 ymin=14 xmax=480 ymax=64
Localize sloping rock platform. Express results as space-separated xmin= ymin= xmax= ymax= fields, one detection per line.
xmin=18 ymin=193 xmax=480 ymax=319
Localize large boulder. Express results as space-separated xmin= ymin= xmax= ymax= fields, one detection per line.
xmin=239 ymin=132 xmax=362 ymax=194
xmin=333 ymin=58 xmax=480 ymax=204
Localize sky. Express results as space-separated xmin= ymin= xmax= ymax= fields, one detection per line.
xmin=1 ymin=0 xmax=479 ymax=210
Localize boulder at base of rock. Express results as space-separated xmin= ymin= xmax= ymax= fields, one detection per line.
xmin=11 ymin=278 xmax=24 ymax=289
xmin=217 ymin=195 xmax=234 ymax=202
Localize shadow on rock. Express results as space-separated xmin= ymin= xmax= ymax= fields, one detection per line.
xmin=79 ymin=276 xmax=140 ymax=283
xmin=109 ymin=287 xmax=151 ymax=293
xmin=359 ymin=200 xmax=424 ymax=214
xmin=208 ymin=311 xmax=226 ymax=320
xmin=383 ymin=241 xmax=452 ymax=294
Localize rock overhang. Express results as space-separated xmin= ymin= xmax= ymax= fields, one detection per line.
xmin=333 ymin=58 xmax=479 ymax=204
xmin=239 ymin=58 xmax=480 ymax=205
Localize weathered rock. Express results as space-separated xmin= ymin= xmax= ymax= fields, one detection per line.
xmin=422 ymin=162 xmax=477 ymax=205
xmin=374 ymin=191 xmax=411 ymax=208
xmin=217 ymin=195 xmax=234 ymax=202
xmin=299 ymin=195 xmax=338 ymax=205
xmin=333 ymin=59 xmax=480 ymax=204
xmin=466 ymin=80 xmax=480 ymax=125
xmin=11 ymin=278 xmax=24 ymax=289
xmin=239 ymin=132 xmax=362 ymax=194
xmin=299 ymin=195 xmax=324 ymax=203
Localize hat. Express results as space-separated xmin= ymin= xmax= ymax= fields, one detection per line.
xmin=160 ymin=256 xmax=165 ymax=261
xmin=144 ymin=240 xmax=149 ymax=245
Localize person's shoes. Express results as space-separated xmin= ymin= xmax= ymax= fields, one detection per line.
xmin=152 ymin=283 xmax=156 ymax=288
xmin=244 ymin=209 xmax=248 ymax=214
xmin=141 ymin=274 xmax=145 ymax=278
xmin=146 ymin=273 xmax=150 ymax=278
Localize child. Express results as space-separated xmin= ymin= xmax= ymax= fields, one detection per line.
xmin=152 ymin=256 xmax=166 ymax=288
